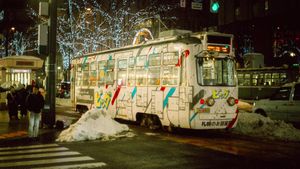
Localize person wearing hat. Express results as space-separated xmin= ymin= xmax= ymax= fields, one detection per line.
xmin=26 ymin=85 xmax=45 ymax=140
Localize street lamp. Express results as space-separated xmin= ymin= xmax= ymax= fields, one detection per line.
xmin=57 ymin=66 xmax=61 ymax=81
xmin=10 ymin=27 xmax=16 ymax=32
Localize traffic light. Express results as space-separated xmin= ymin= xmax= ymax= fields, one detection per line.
xmin=210 ymin=0 xmax=220 ymax=13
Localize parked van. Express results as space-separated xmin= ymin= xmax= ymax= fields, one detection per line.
xmin=253 ymin=82 xmax=300 ymax=125
xmin=56 ymin=81 xmax=70 ymax=98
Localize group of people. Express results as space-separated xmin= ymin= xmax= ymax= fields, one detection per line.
xmin=6 ymin=84 xmax=45 ymax=140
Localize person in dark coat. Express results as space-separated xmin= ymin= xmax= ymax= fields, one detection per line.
xmin=17 ymin=84 xmax=28 ymax=117
xmin=6 ymin=86 xmax=18 ymax=120
xmin=26 ymin=86 xmax=45 ymax=139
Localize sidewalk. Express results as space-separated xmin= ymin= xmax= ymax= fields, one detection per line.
xmin=0 ymin=104 xmax=80 ymax=144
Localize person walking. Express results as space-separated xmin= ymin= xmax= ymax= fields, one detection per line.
xmin=26 ymin=86 xmax=45 ymax=140
xmin=6 ymin=86 xmax=18 ymax=120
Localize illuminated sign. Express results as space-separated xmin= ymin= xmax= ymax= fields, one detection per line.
xmin=16 ymin=61 xmax=34 ymax=66
xmin=11 ymin=69 xmax=32 ymax=73
xmin=207 ymin=45 xmax=230 ymax=53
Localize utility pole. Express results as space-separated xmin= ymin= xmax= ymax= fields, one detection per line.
xmin=45 ymin=0 xmax=57 ymax=127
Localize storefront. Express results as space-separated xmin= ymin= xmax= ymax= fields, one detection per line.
xmin=0 ymin=55 xmax=44 ymax=109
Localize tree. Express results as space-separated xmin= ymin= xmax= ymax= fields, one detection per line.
xmin=2 ymin=0 xmax=178 ymax=71
xmin=58 ymin=0 xmax=177 ymax=70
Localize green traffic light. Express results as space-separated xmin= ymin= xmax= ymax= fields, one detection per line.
xmin=211 ymin=2 xmax=220 ymax=13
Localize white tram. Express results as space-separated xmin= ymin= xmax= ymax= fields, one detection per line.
xmin=71 ymin=30 xmax=239 ymax=130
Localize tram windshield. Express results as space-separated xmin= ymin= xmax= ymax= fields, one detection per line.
xmin=196 ymin=57 xmax=236 ymax=86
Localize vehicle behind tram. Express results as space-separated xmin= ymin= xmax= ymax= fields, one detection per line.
xmin=71 ymin=30 xmax=239 ymax=130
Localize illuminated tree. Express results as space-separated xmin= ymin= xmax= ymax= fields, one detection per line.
xmin=3 ymin=0 xmax=177 ymax=70
xmin=58 ymin=0 xmax=177 ymax=69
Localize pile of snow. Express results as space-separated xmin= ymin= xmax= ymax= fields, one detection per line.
xmin=56 ymin=109 xmax=134 ymax=142
xmin=233 ymin=112 xmax=300 ymax=142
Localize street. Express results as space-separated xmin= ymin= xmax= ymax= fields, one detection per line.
xmin=1 ymin=117 xmax=300 ymax=169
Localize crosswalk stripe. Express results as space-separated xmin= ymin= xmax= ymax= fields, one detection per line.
xmin=32 ymin=162 xmax=107 ymax=169
xmin=0 ymin=151 xmax=80 ymax=160
xmin=0 ymin=147 xmax=69 ymax=155
xmin=0 ymin=144 xmax=107 ymax=168
xmin=0 ymin=156 xmax=94 ymax=168
xmin=0 ymin=143 xmax=59 ymax=151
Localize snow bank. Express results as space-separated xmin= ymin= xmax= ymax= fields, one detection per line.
xmin=56 ymin=109 xmax=134 ymax=142
xmin=233 ymin=112 xmax=300 ymax=142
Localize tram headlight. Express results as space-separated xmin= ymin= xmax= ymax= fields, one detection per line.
xmin=206 ymin=97 xmax=215 ymax=106
xmin=227 ymin=97 xmax=237 ymax=106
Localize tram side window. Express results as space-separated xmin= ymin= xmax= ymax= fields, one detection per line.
xmin=117 ymin=59 xmax=127 ymax=86
xmin=238 ymin=73 xmax=250 ymax=86
xmin=258 ymin=73 xmax=264 ymax=85
xmin=128 ymin=57 xmax=135 ymax=86
xmin=98 ymin=61 xmax=106 ymax=85
xmin=162 ymin=66 xmax=178 ymax=86
xmin=163 ymin=52 xmax=178 ymax=65
xmin=237 ymin=73 xmax=244 ymax=85
xmin=264 ymin=73 xmax=272 ymax=86
xmin=136 ymin=68 xmax=147 ymax=86
xmin=271 ymin=73 xmax=280 ymax=86
xmin=148 ymin=54 xmax=161 ymax=86
xmin=76 ymin=65 xmax=83 ymax=86
xmin=89 ymin=61 xmax=97 ymax=86
xmin=148 ymin=67 xmax=160 ymax=85
xmin=149 ymin=54 xmax=161 ymax=66
xmin=136 ymin=55 xmax=145 ymax=67
xmin=128 ymin=57 xmax=135 ymax=68
xmin=106 ymin=59 xmax=115 ymax=85
xmin=252 ymin=73 xmax=259 ymax=86
xmin=82 ymin=63 xmax=90 ymax=86
xmin=280 ymin=73 xmax=288 ymax=84
xmin=128 ymin=68 xmax=135 ymax=86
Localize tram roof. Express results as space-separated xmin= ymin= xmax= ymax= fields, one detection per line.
xmin=73 ymin=31 xmax=213 ymax=59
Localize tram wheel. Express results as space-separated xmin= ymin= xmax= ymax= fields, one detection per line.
xmin=139 ymin=114 xmax=161 ymax=130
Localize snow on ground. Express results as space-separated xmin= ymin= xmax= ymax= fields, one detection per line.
xmin=236 ymin=101 xmax=300 ymax=142
xmin=56 ymin=100 xmax=300 ymax=142
xmin=56 ymin=109 xmax=134 ymax=142
xmin=234 ymin=112 xmax=300 ymax=142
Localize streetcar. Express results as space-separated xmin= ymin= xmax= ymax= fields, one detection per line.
xmin=237 ymin=66 xmax=299 ymax=100
xmin=71 ymin=30 xmax=239 ymax=130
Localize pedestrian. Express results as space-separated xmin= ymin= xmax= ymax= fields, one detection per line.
xmin=17 ymin=84 xmax=28 ymax=117
xmin=6 ymin=86 xmax=18 ymax=120
xmin=26 ymin=85 xmax=45 ymax=140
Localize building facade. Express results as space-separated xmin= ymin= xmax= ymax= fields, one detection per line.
xmin=218 ymin=0 xmax=300 ymax=67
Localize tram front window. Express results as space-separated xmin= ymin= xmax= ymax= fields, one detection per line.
xmin=197 ymin=57 xmax=236 ymax=86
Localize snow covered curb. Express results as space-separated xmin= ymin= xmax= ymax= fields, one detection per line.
xmin=56 ymin=109 xmax=134 ymax=142
xmin=233 ymin=112 xmax=300 ymax=142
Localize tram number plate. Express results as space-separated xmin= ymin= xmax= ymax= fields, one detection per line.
xmin=201 ymin=120 xmax=230 ymax=127
xmin=195 ymin=107 xmax=210 ymax=113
